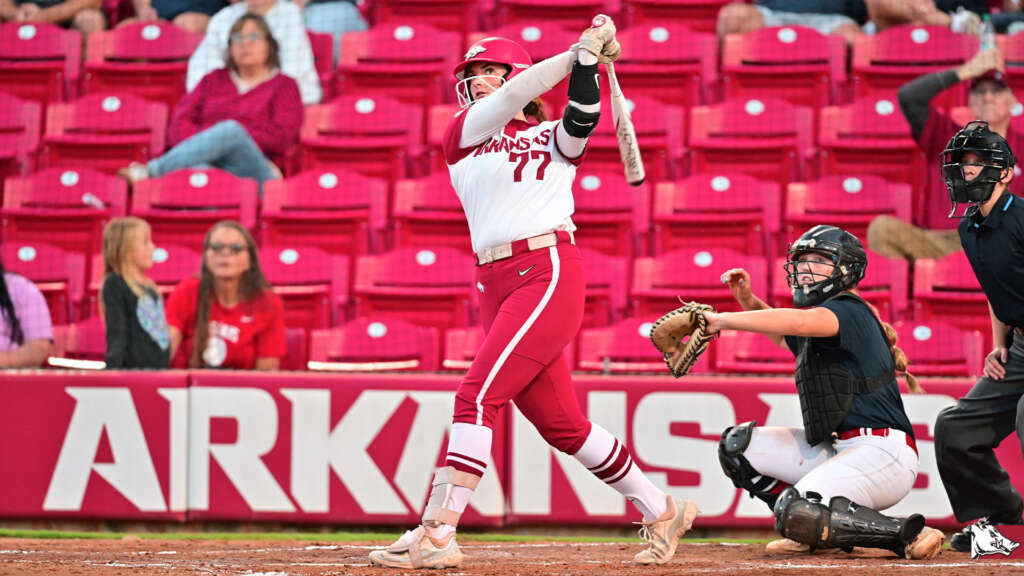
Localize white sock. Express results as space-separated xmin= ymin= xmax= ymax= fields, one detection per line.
xmin=573 ymin=423 xmax=668 ymax=522
xmin=444 ymin=422 xmax=492 ymax=476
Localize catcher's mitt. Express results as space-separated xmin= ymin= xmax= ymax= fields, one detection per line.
xmin=649 ymin=301 xmax=717 ymax=377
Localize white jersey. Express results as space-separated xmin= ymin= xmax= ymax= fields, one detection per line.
xmin=444 ymin=109 xmax=583 ymax=254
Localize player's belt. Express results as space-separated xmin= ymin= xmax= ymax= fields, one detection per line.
xmin=476 ymin=230 xmax=575 ymax=266
xmin=836 ymin=427 xmax=918 ymax=456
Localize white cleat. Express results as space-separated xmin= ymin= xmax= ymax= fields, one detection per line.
xmin=368 ymin=526 xmax=464 ymax=569
xmin=633 ymin=495 xmax=700 ymax=565
xmin=765 ymin=538 xmax=811 ymax=554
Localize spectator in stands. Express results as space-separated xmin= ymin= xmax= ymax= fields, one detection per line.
xmin=0 ymin=253 xmax=53 ymax=368
xmin=165 ymin=220 xmax=285 ymax=370
xmin=867 ymin=48 xmax=1024 ymax=261
xmin=864 ymin=0 xmax=984 ymax=34
xmin=0 ymin=0 xmax=106 ymax=39
xmin=187 ymin=0 xmax=321 ymax=104
xmin=118 ymin=13 xmax=303 ymax=188
xmin=100 ymin=217 xmax=171 ymax=369
xmin=121 ymin=0 xmax=227 ymax=34
xmin=294 ymin=0 xmax=366 ymax=64
xmin=717 ymin=1 xmax=868 ymax=44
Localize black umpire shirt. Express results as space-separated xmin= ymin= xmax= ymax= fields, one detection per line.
xmin=959 ymin=193 xmax=1024 ymax=333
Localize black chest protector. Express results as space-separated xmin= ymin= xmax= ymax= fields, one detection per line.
xmin=794 ymin=294 xmax=895 ymax=446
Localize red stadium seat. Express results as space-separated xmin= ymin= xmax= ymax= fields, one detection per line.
xmin=0 ymin=93 xmax=41 ymax=185
xmin=87 ymin=243 xmax=201 ymax=317
xmin=631 ymin=247 xmax=768 ymax=318
xmin=130 ymin=168 xmax=258 ymax=247
xmin=783 ymin=175 xmax=913 ymax=247
xmin=998 ymin=32 xmax=1024 ymax=97
xmin=893 ymin=321 xmax=984 ymax=378
xmin=577 ymin=315 xmax=711 ymax=373
xmin=623 ymin=0 xmax=732 ymax=34
xmin=370 ymin=0 xmax=479 ymax=45
xmin=260 ymin=169 xmax=387 ymax=260
xmin=612 ymin=23 xmax=717 ymax=112
xmin=282 ymin=327 xmax=309 ymax=371
xmin=912 ymin=252 xmax=990 ymax=349
xmin=572 ymin=170 xmax=648 ymax=258
xmin=425 ymin=103 xmax=460 ymax=172
xmin=392 ymin=173 xmax=472 ymax=253
xmin=818 ymin=98 xmax=926 ymax=209
xmin=688 ymin=97 xmax=813 ymax=187
xmin=442 ymin=324 xmax=484 ymax=370
xmin=41 ymin=93 xmax=167 ymax=174
xmin=307 ymin=30 xmax=335 ymax=100
xmin=579 ymin=248 xmax=627 ymax=328
xmin=652 ymin=172 xmax=780 ymax=256
xmin=0 ymin=23 xmax=81 ymax=114
xmin=467 ymin=22 xmax=577 ymax=114
xmin=353 ymin=247 xmax=475 ymax=332
xmin=589 ymin=95 xmax=684 ymax=183
xmin=722 ymin=26 xmax=846 ymax=111
xmin=852 ymin=25 xmax=973 ymax=110
xmin=335 ymin=22 xmax=460 ymax=114
xmin=713 ymin=330 xmax=794 ymax=374
xmin=1 ymin=242 xmax=85 ymax=325
xmin=261 ymin=245 xmax=349 ymax=334
xmin=309 ymin=316 xmax=440 ymax=371
xmin=82 ymin=22 xmax=202 ymax=112
xmin=48 ymin=316 xmax=105 ymax=369
xmin=769 ymin=250 xmax=909 ymax=322
xmin=301 ymin=95 xmax=422 ymax=186
xmin=2 ymin=167 xmax=126 ymax=281
xmin=494 ymin=0 xmax=612 ymax=30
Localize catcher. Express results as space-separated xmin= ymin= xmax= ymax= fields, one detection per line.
xmin=651 ymin=225 xmax=943 ymax=559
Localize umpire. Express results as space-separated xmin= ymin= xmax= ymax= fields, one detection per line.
xmin=935 ymin=120 xmax=1024 ymax=551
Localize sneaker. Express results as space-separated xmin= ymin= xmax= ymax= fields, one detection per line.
xmin=765 ymin=538 xmax=810 ymax=554
xmin=117 ymin=162 xmax=149 ymax=184
xmin=633 ymin=495 xmax=700 ymax=565
xmin=950 ymin=524 xmax=971 ymax=553
xmin=905 ymin=527 xmax=944 ymax=560
xmin=950 ymin=7 xmax=982 ymax=35
xmin=368 ymin=526 xmax=464 ymax=569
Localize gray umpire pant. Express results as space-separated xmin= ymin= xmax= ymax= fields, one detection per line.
xmin=935 ymin=332 xmax=1024 ymax=523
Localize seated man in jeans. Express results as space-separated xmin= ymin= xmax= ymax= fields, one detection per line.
xmin=717 ymin=0 xmax=868 ymax=44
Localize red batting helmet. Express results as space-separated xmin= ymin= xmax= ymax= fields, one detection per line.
xmin=453 ymin=36 xmax=532 ymax=107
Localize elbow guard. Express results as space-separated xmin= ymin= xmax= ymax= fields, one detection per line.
xmin=562 ymin=61 xmax=601 ymax=138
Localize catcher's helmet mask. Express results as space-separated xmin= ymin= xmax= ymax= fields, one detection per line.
xmin=453 ymin=37 xmax=533 ymax=109
xmin=785 ymin=225 xmax=867 ymax=308
xmin=941 ymin=120 xmax=1016 ymax=218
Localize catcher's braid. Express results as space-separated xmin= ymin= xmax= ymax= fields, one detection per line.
xmin=649 ymin=301 xmax=717 ymax=378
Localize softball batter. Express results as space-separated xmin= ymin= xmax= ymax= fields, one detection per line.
xmin=706 ymin=225 xmax=943 ymax=559
xmin=369 ymin=16 xmax=698 ymax=569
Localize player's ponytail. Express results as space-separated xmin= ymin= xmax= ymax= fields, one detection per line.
xmin=523 ymin=98 xmax=547 ymax=123
xmin=861 ymin=297 xmax=925 ymax=394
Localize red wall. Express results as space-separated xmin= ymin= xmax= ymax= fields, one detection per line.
xmin=1 ymin=371 xmax=1017 ymax=528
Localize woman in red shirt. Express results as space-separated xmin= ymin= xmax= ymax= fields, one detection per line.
xmin=118 ymin=13 xmax=303 ymax=188
xmin=166 ymin=220 xmax=285 ymax=370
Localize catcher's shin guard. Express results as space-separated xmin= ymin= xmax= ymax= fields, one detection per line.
xmin=719 ymin=421 xmax=787 ymax=509
xmin=774 ymin=488 xmax=925 ymax=555
xmin=422 ymin=466 xmax=481 ymax=529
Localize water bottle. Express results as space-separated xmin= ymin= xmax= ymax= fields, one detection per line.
xmin=981 ymin=14 xmax=997 ymax=51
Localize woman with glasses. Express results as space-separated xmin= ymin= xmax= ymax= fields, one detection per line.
xmin=165 ymin=220 xmax=285 ymax=370
xmin=119 ymin=13 xmax=303 ymax=189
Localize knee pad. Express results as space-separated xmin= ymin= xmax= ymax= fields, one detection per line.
xmin=774 ymin=487 xmax=830 ymax=548
xmin=718 ymin=421 xmax=763 ymax=488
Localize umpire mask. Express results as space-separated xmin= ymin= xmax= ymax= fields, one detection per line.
xmin=941 ymin=120 xmax=1016 ymax=218
xmin=785 ymin=225 xmax=867 ymax=308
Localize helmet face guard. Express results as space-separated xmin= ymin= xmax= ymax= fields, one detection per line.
xmin=941 ymin=120 xmax=1016 ymax=218
xmin=453 ymin=37 xmax=532 ymax=109
xmin=785 ymin=225 xmax=867 ymax=308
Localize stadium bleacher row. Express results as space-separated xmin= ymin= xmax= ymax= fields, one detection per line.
xmin=0 ymin=4 xmax=1005 ymax=376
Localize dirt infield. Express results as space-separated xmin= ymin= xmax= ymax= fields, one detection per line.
xmin=2 ymin=537 xmax=1024 ymax=575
